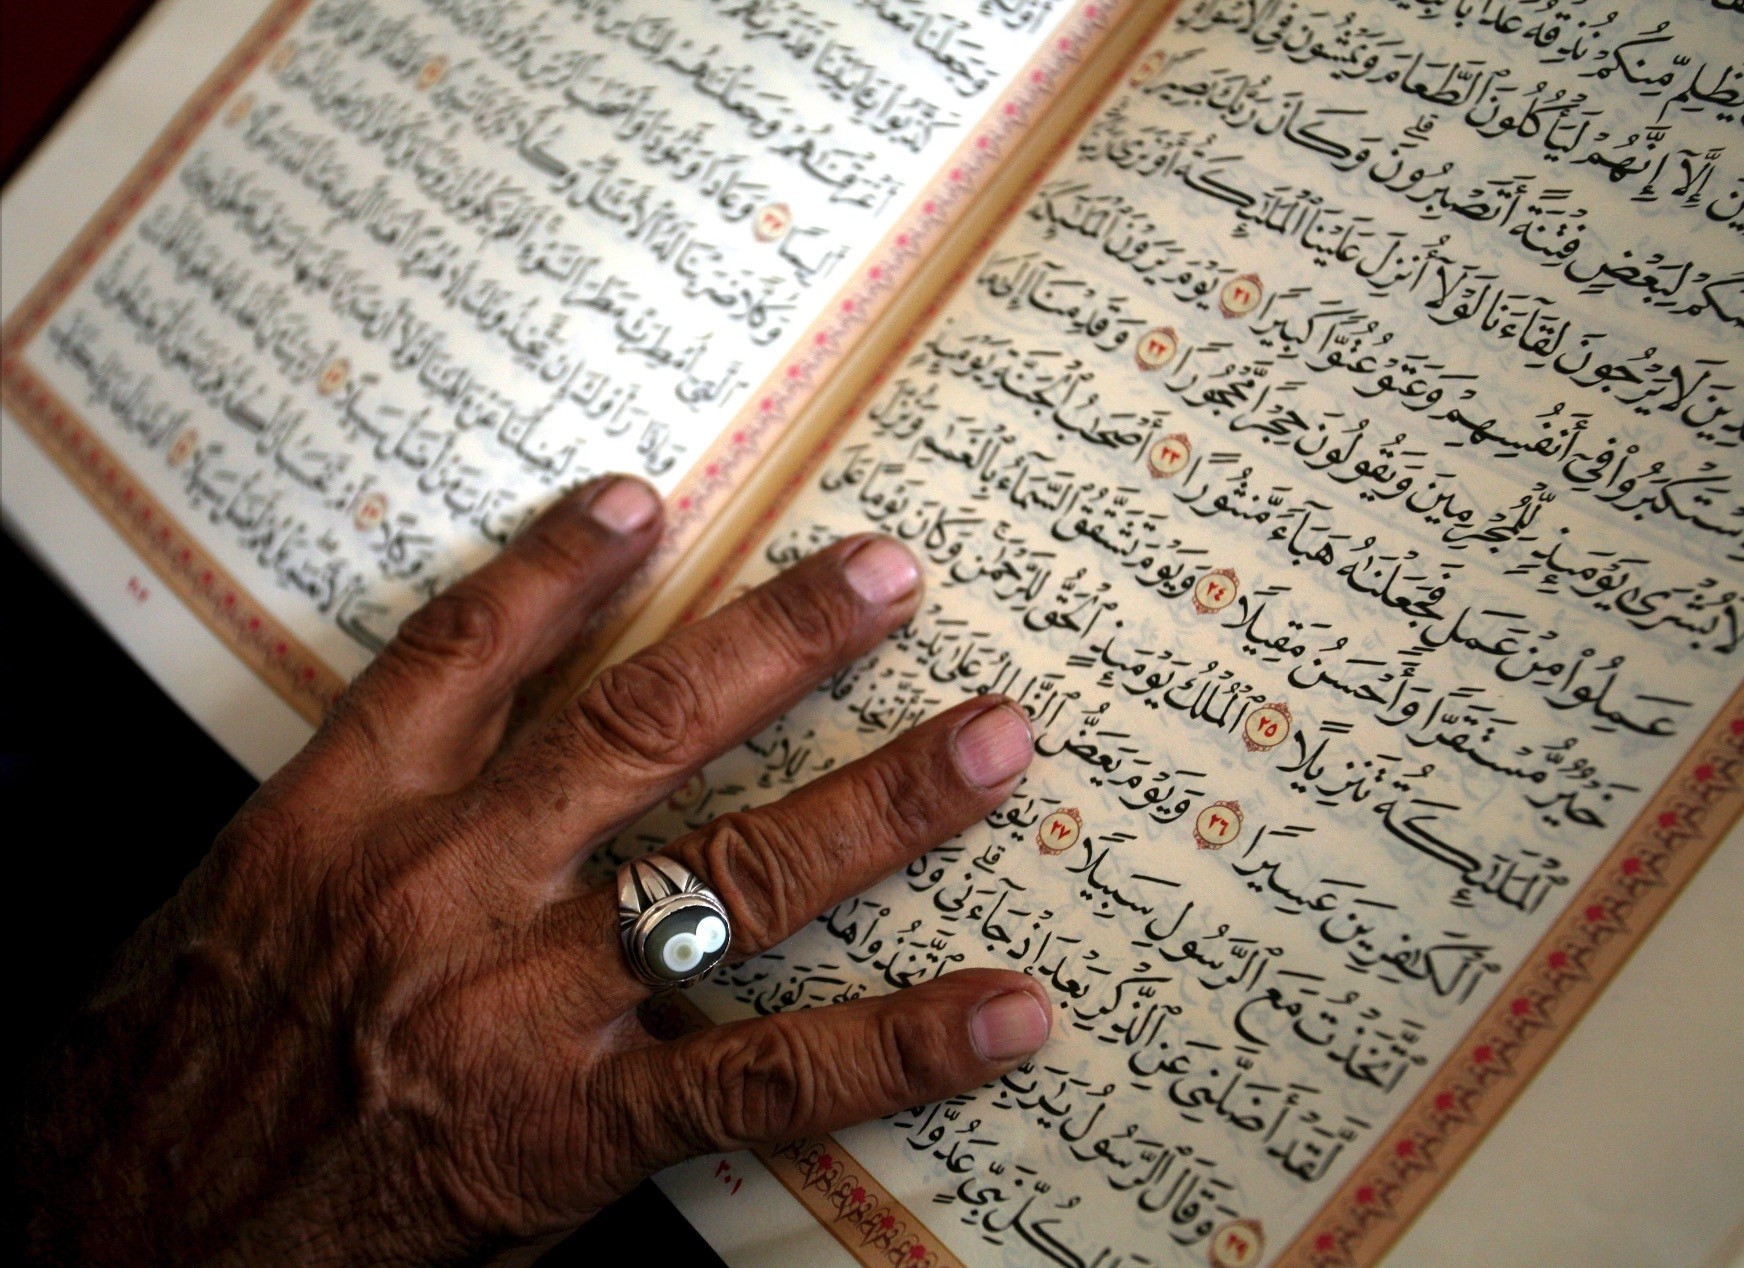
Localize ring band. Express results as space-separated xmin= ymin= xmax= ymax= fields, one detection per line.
xmin=616 ymin=856 xmax=732 ymax=988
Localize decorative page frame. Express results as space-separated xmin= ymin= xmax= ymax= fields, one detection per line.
xmin=0 ymin=0 xmax=339 ymax=717
xmin=11 ymin=2 xmax=1735 ymax=1264
xmin=1278 ymin=687 xmax=1744 ymax=1266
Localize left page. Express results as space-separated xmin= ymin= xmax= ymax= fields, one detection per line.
xmin=1 ymin=0 xmax=1163 ymax=775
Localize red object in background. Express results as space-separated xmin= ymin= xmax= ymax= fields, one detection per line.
xmin=1 ymin=0 xmax=157 ymax=184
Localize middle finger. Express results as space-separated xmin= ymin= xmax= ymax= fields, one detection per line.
xmin=475 ymin=534 xmax=924 ymax=878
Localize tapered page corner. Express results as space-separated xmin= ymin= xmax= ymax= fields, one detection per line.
xmin=4 ymin=411 xmax=316 ymax=779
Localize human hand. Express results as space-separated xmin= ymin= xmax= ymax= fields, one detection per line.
xmin=22 ymin=476 xmax=1049 ymax=1266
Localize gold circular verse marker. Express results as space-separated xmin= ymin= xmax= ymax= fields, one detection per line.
xmin=1193 ymin=801 xmax=1244 ymax=851
xmin=1209 ymin=1218 xmax=1266 ymax=1268
xmin=1243 ymin=702 xmax=1292 ymax=752
xmin=416 ymin=56 xmax=448 ymax=91
xmin=752 ymin=203 xmax=793 ymax=242
xmin=317 ymin=359 xmax=350 ymax=397
xmin=1218 ymin=273 xmax=1264 ymax=318
xmin=167 ymin=430 xmax=199 ymax=469
xmin=1036 ymin=807 xmax=1083 ymax=855
xmin=1146 ymin=433 xmax=1191 ymax=478
xmin=353 ymin=492 xmax=388 ymax=532
xmin=1128 ymin=50 xmax=1168 ymax=88
xmin=1134 ymin=326 xmax=1178 ymax=372
xmin=1192 ymin=568 xmax=1239 ymax=614
xmin=667 ymin=772 xmax=708 ymax=813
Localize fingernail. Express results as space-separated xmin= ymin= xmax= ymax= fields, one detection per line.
xmin=843 ymin=537 xmax=920 ymax=608
xmin=589 ymin=478 xmax=659 ymax=534
xmin=954 ymin=704 xmax=1033 ymax=787
xmin=972 ymin=991 xmax=1050 ymax=1062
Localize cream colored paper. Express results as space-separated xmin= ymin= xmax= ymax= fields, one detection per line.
xmin=656 ymin=830 xmax=1744 ymax=1267
xmin=2 ymin=0 xmax=1140 ymax=773
xmin=622 ymin=0 xmax=1744 ymax=1262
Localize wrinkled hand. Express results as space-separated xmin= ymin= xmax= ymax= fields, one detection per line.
xmin=21 ymin=477 xmax=1051 ymax=1266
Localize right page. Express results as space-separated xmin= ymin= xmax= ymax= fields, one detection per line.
xmin=636 ymin=1 xmax=1744 ymax=1264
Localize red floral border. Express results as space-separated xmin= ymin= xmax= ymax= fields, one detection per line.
xmin=1 ymin=0 xmax=310 ymax=358
xmin=21 ymin=3 xmax=1712 ymax=1263
xmin=1280 ymin=685 xmax=1744 ymax=1266
xmin=640 ymin=994 xmax=966 ymax=1268
xmin=0 ymin=0 xmax=337 ymax=722
xmin=1 ymin=369 xmax=344 ymax=719
xmin=638 ymin=4 xmax=1744 ymax=1262
xmin=759 ymin=1138 xmax=967 ymax=1268
xmin=650 ymin=679 xmax=1744 ymax=1268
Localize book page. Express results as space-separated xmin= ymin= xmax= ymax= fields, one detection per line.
xmin=1 ymin=0 xmax=1160 ymax=775
xmin=617 ymin=0 xmax=1744 ymax=1264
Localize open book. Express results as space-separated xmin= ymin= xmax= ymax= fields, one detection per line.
xmin=4 ymin=0 xmax=1742 ymax=1264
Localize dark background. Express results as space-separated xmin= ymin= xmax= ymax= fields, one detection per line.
xmin=3 ymin=3 xmax=722 ymax=1260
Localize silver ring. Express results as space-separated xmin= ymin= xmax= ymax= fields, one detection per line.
xmin=616 ymin=856 xmax=732 ymax=988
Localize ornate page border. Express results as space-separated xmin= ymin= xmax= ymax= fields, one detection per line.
xmin=1277 ymin=684 xmax=1744 ymax=1266
xmin=16 ymin=4 xmax=1722 ymax=1263
xmin=0 ymin=368 xmax=346 ymax=716
xmin=651 ymin=686 xmax=1744 ymax=1268
xmin=680 ymin=399 xmax=1744 ymax=1267
xmin=0 ymin=0 xmax=336 ymax=720
xmin=644 ymin=993 xmax=970 ymax=1268
xmin=0 ymin=0 xmax=1148 ymax=725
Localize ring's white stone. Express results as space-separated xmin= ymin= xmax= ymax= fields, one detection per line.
xmin=696 ymin=915 xmax=727 ymax=954
xmin=635 ymin=899 xmax=730 ymax=983
xmin=662 ymin=932 xmax=702 ymax=972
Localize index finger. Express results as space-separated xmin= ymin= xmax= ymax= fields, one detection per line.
xmin=294 ymin=477 xmax=663 ymax=798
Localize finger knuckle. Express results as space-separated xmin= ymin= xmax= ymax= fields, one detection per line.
xmin=214 ymin=798 xmax=310 ymax=861
xmin=860 ymin=754 xmax=941 ymax=849
xmin=430 ymin=1147 xmax=551 ymax=1244
xmin=516 ymin=512 xmax=596 ymax=583
xmin=313 ymin=687 xmax=395 ymax=770
xmin=873 ymin=1006 xmax=953 ymax=1105
xmin=749 ymin=571 xmax=857 ymax=666
xmin=202 ymin=800 xmax=324 ymax=908
xmin=582 ymin=1061 xmax=672 ymax=1184
xmin=391 ymin=586 xmax=510 ymax=676
xmin=353 ymin=984 xmax=565 ymax=1238
xmin=572 ymin=647 xmax=708 ymax=766
xmin=688 ymin=812 xmax=809 ymax=955
xmin=705 ymin=1021 xmax=813 ymax=1143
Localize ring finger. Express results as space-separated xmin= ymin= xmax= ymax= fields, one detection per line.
xmin=536 ymin=693 xmax=1034 ymax=1018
